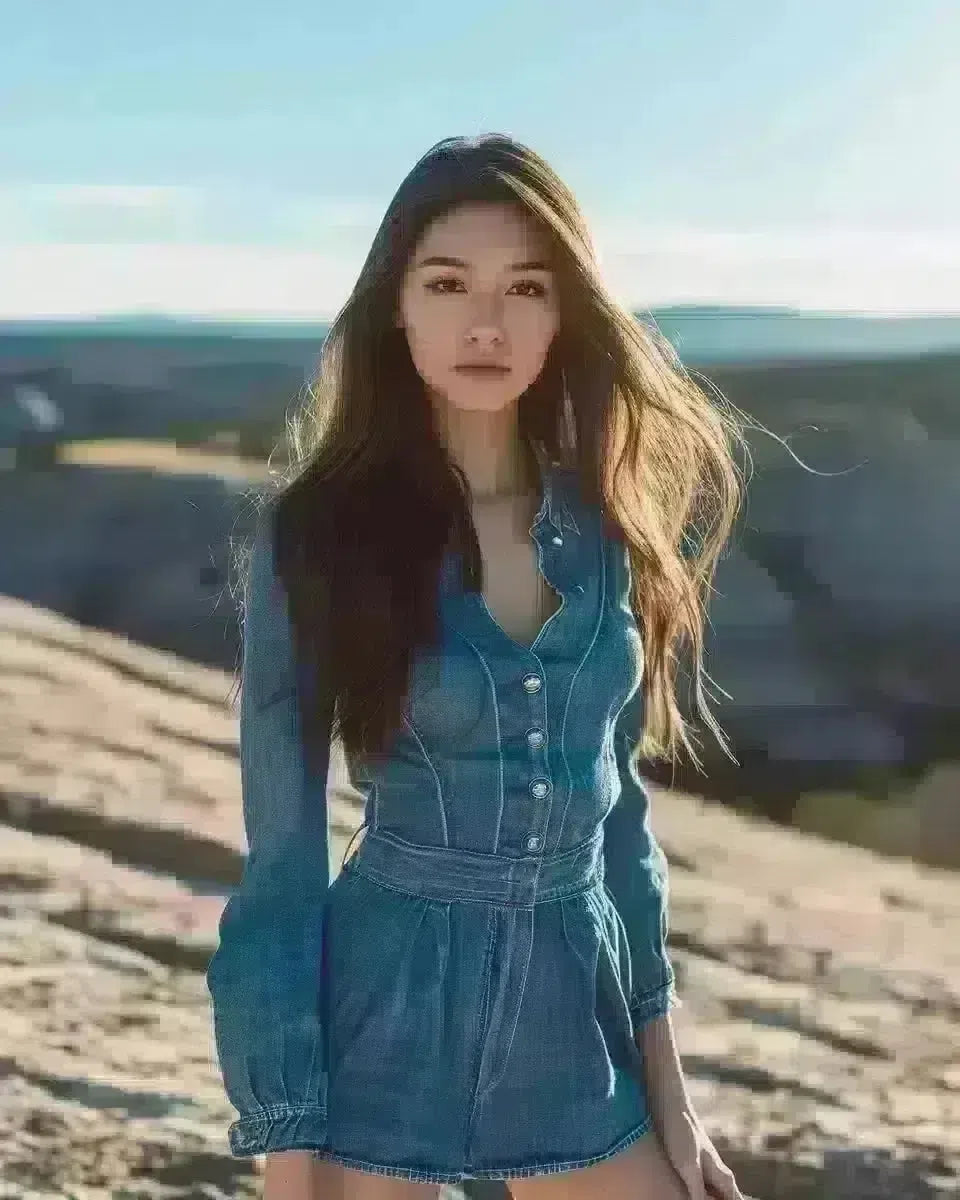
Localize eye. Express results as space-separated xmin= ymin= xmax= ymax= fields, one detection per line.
xmin=424 ymin=276 xmax=463 ymax=295
xmin=512 ymin=279 xmax=548 ymax=299
xmin=424 ymin=277 xmax=549 ymax=298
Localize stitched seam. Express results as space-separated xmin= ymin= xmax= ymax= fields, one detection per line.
xmin=233 ymin=1102 xmax=327 ymax=1123
xmin=630 ymin=973 xmax=677 ymax=1011
xmin=553 ymin=524 xmax=607 ymax=851
xmin=400 ymin=714 xmax=446 ymax=843
xmin=463 ymin=907 xmax=499 ymax=1160
xmin=456 ymin=630 xmax=505 ymax=846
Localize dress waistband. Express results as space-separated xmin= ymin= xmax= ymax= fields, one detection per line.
xmin=347 ymin=826 xmax=605 ymax=905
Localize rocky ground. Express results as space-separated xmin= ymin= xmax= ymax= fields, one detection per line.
xmin=1 ymin=592 xmax=958 ymax=1199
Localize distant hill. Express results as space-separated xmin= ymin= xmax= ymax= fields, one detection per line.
xmin=2 ymin=304 xmax=960 ymax=366
xmin=647 ymin=305 xmax=960 ymax=364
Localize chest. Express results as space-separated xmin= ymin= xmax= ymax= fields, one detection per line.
xmin=470 ymin=498 xmax=562 ymax=648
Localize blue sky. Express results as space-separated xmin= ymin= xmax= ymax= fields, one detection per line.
xmin=1 ymin=0 xmax=957 ymax=319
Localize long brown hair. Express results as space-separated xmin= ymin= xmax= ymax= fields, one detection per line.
xmin=232 ymin=132 xmax=744 ymax=777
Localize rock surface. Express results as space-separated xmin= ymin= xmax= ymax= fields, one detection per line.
xmin=1 ymin=593 xmax=958 ymax=1199
xmin=694 ymin=352 xmax=960 ymax=800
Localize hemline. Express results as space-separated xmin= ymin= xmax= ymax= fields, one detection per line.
xmin=310 ymin=1115 xmax=654 ymax=1184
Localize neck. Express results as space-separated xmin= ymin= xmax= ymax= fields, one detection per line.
xmin=435 ymin=399 xmax=533 ymax=501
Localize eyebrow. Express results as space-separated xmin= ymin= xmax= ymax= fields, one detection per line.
xmin=415 ymin=254 xmax=553 ymax=272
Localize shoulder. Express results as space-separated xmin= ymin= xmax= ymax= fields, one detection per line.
xmin=247 ymin=506 xmax=278 ymax=583
xmin=553 ymin=465 xmax=624 ymax=542
xmin=244 ymin=505 xmax=293 ymax=624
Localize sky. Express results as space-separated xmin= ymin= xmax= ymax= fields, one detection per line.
xmin=1 ymin=0 xmax=958 ymax=321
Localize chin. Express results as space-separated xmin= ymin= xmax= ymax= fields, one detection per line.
xmin=447 ymin=394 xmax=519 ymax=413
xmin=445 ymin=378 xmax=524 ymax=407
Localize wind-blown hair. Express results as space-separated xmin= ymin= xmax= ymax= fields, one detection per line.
xmin=231 ymin=132 xmax=744 ymax=777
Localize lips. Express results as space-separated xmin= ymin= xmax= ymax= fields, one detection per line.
xmin=454 ymin=364 xmax=511 ymax=375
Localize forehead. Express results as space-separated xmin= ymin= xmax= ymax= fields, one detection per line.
xmin=413 ymin=202 xmax=551 ymax=258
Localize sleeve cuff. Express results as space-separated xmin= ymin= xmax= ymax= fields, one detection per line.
xmin=629 ymin=975 xmax=681 ymax=1031
xmin=227 ymin=1102 xmax=329 ymax=1158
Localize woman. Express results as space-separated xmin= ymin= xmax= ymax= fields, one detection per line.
xmin=206 ymin=133 xmax=745 ymax=1199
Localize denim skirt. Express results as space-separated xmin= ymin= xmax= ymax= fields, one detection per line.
xmin=310 ymin=825 xmax=654 ymax=1185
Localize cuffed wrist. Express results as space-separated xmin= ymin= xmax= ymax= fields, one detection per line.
xmin=629 ymin=975 xmax=681 ymax=1030
xmin=228 ymin=1103 xmax=328 ymax=1158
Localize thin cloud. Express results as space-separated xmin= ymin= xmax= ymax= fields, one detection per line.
xmin=0 ymin=182 xmax=386 ymax=247
xmin=1 ymin=215 xmax=958 ymax=319
xmin=0 ymin=183 xmax=203 ymax=243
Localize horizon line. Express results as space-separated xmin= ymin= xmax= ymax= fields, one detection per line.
xmin=2 ymin=301 xmax=960 ymax=328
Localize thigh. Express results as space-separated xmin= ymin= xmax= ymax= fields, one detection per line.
xmin=333 ymin=1159 xmax=442 ymax=1200
xmin=507 ymin=1128 xmax=689 ymax=1200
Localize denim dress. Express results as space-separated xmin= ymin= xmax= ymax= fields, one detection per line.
xmin=205 ymin=446 xmax=679 ymax=1185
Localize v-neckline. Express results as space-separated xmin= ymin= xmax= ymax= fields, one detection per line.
xmin=475 ymin=566 xmax=565 ymax=655
xmin=440 ymin=446 xmax=582 ymax=655
xmin=471 ymin=456 xmax=551 ymax=653
xmin=472 ymin=491 xmax=568 ymax=655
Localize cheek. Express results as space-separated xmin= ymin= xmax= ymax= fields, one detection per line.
xmin=404 ymin=323 xmax=452 ymax=383
xmin=513 ymin=308 xmax=560 ymax=372
xmin=403 ymin=292 xmax=457 ymax=341
xmin=403 ymin=335 xmax=467 ymax=403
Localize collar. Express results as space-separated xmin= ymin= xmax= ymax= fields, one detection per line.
xmin=531 ymin=439 xmax=580 ymax=536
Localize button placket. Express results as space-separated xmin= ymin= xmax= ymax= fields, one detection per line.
xmin=521 ymin=672 xmax=551 ymax=855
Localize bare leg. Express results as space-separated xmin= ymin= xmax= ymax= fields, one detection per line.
xmin=507 ymin=1128 xmax=688 ymax=1200
xmin=335 ymin=1160 xmax=442 ymax=1200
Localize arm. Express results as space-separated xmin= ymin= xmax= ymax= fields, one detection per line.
xmin=205 ymin=511 xmax=333 ymax=1158
xmin=602 ymin=686 xmax=680 ymax=1035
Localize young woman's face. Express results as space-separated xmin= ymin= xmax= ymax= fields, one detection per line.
xmin=396 ymin=202 xmax=560 ymax=416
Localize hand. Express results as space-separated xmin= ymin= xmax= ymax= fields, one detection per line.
xmin=640 ymin=1015 xmax=744 ymax=1200
xmin=652 ymin=1100 xmax=743 ymax=1200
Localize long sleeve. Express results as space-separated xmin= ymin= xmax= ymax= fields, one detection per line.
xmin=205 ymin=513 xmax=333 ymax=1157
xmin=602 ymin=687 xmax=680 ymax=1033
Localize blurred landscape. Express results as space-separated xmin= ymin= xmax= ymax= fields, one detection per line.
xmin=2 ymin=305 xmax=959 ymax=850
xmin=1 ymin=305 xmax=959 ymax=1198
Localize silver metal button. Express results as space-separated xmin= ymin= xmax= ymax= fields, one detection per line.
xmin=551 ymin=535 xmax=563 ymax=546
xmin=526 ymin=728 xmax=545 ymax=749
xmin=522 ymin=673 xmax=542 ymax=694
xmin=526 ymin=834 xmax=542 ymax=852
xmin=529 ymin=779 xmax=551 ymax=799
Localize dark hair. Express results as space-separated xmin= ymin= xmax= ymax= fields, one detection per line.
xmin=231 ymin=132 xmax=743 ymax=775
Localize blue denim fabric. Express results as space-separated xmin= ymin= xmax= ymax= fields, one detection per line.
xmin=205 ymin=444 xmax=679 ymax=1183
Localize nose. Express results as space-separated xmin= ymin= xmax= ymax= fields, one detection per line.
xmin=464 ymin=293 xmax=507 ymax=343
xmin=466 ymin=317 xmax=505 ymax=345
